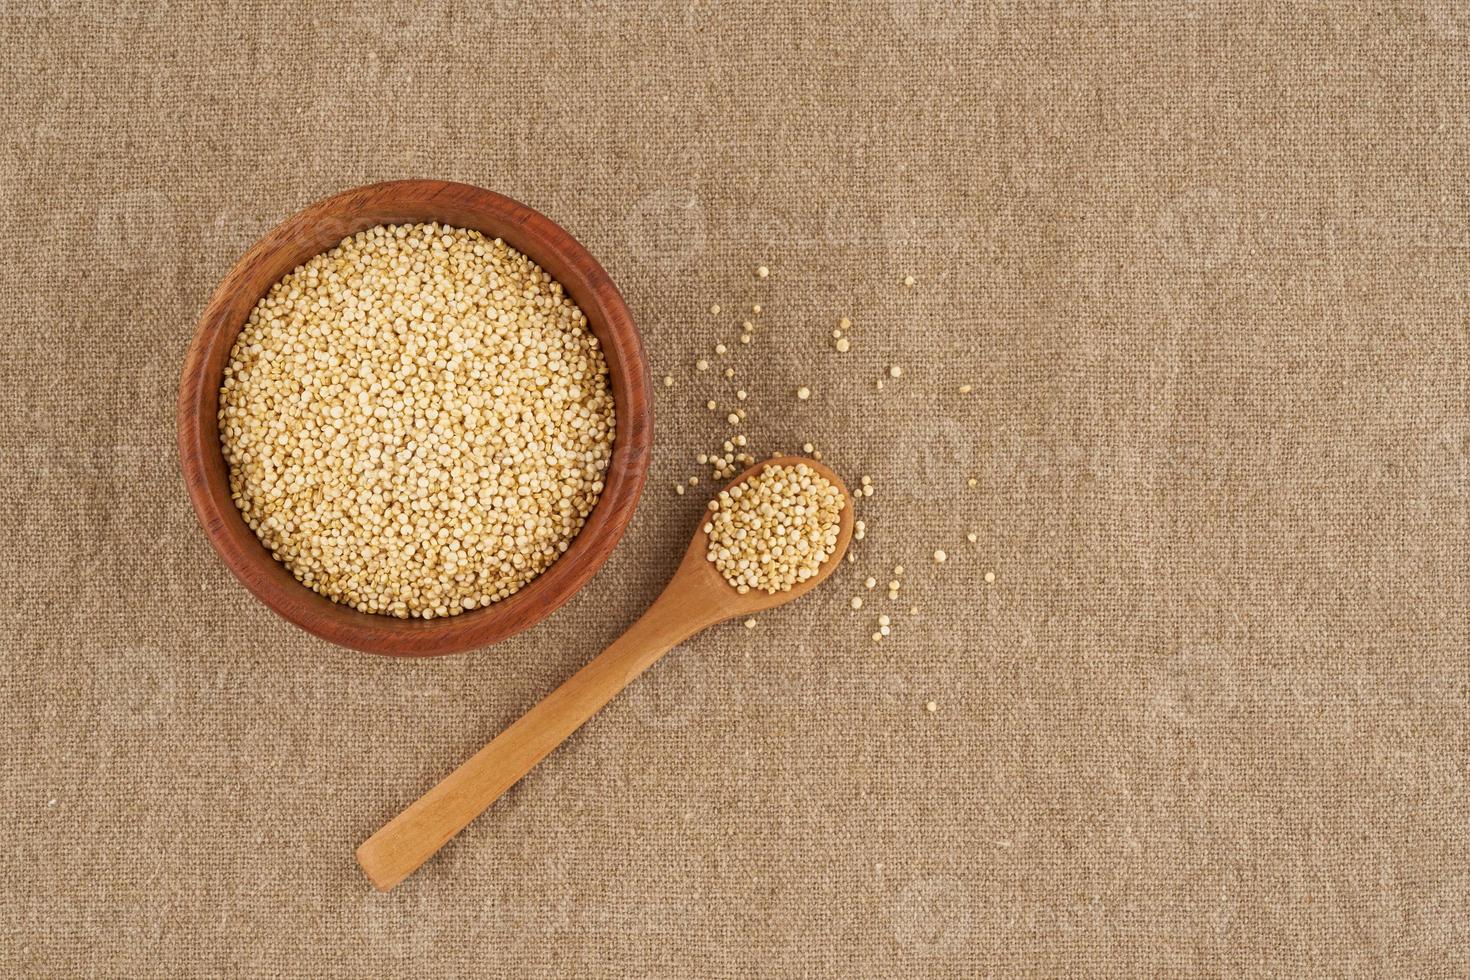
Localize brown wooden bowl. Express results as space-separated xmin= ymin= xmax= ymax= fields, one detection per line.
xmin=177 ymin=180 xmax=652 ymax=656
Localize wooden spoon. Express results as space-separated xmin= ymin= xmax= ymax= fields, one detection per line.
xmin=356 ymin=455 xmax=854 ymax=890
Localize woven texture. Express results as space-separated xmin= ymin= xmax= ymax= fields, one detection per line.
xmin=3 ymin=2 xmax=1467 ymax=976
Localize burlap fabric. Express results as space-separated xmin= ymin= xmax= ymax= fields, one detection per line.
xmin=2 ymin=2 xmax=1466 ymax=976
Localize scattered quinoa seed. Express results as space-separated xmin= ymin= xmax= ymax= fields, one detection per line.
xmin=797 ymin=386 xmax=811 ymax=401
xmin=985 ymin=571 xmax=996 ymax=583
xmin=888 ymin=365 xmax=903 ymax=378
xmin=933 ymin=550 xmax=947 ymax=563
xmin=904 ymin=275 xmax=916 ymax=287
xmin=851 ymin=596 xmax=863 ymax=610
xmin=757 ymin=266 xmax=769 ymax=278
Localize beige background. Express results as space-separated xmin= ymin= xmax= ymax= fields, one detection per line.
xmin=3 ymin=1 xmax=1467 ymax=976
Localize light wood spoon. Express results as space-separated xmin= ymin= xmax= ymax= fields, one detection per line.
xmin=356 ymin=455 xmax=854 ymax=890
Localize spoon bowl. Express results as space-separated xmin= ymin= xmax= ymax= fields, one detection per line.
xmin=356 ymin=455 xmax=852 ymax=890
xmin=642 ymin=454 xmax=855 ymax=622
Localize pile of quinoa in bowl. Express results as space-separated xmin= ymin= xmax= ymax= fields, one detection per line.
xmin=218 ymin=222 xmax=615 ymax=620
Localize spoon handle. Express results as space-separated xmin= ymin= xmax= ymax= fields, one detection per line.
xmin=355 ymin=584 xmax=715 ymax=891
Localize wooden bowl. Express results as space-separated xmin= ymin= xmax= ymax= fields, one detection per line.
xmin=177 ymin=180 xmax=652 ymax=656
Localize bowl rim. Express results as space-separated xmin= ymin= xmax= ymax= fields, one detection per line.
xmin=177 ymin=179 xmax=652 ymax=656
